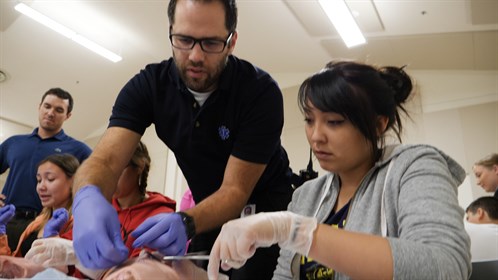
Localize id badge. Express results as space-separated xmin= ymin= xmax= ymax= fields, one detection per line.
xmin=241 ymin=204 xmax=255 ymax=217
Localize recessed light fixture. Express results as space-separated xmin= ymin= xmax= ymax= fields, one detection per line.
xmin=318 ymin=0 xmax=366 ymax=48
xmin=15 ymin=3 xmax=122 ymax=62
xmin=0 ymin=70 xmax=7 ymax=83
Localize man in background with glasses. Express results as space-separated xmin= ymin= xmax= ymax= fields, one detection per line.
xmin=70 ymin=0 xmax=293 ymax=279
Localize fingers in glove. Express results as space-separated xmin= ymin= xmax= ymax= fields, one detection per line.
xmin=0 ymin=205 xmax=15 ymax=223
xmin=53 ymin=208 xmax=69 ymax=220
xmin=131 ymin=214 xmax=187 ymax=256
xmin=74 ymin=226 xmax=128 ymax=269
xmin=131 ymin=217 xmax=164 ymax=247
xmin=208 ymin=238 xmax=222 ymax=280
xmin=132 ymin=224 xmax=185 ymax=256
xmin=24 ymin=245 xmax=47 ymax=263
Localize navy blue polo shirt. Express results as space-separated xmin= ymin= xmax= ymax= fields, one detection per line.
xmin=0 ymin=128 xmax=92 ymax=212
xmin=109 ymin=55 xmax=291 ymax=208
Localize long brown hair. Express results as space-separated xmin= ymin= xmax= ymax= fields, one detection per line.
xmin=128 ymin=141 xmax=151 ymax=196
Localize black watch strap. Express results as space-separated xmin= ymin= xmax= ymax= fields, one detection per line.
xmin=178 ymin=211 xmax=196 ymax=240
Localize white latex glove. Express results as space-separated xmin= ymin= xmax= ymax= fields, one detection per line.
xmin=25 ymin=238 xmax=77 ymax=266
xmin=207 ymin=211 xmax=317 ymax=280
xmin=25 ymin=238 xmax=106 ymax=280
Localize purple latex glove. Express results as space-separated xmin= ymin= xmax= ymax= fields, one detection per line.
xmin=0 ymin=204 xmax=16 ymax=235
xmin=72 ymin=185 xmax=128 ymax=269
xmin=43 ymin=208 xmax=69 ymax=238
xmin=131 ymin=213 xmax=187 ymax=256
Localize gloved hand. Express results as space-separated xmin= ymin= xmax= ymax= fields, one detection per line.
xmin=25 ymin=237 xmax=107 ymax=279
xmin=72 ymin=185 xmax=128 ymax=269
xmin=0 ymin=204 xmax=16 ymax=235
xmin=43 ymin=208 xmax=69 ymax=238
xmin=207 ymin=211 xmax=317 ymax=280
xmin=131 ymin=213 xmax=187 ymax=256
xmin=25 ymin=237 xmax=77 ymax=266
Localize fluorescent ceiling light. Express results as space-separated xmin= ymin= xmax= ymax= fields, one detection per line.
xmin=15 ymin=3 xmax=122 ymax=62
xmin=318 ymin=0 xmax=366 ymax=48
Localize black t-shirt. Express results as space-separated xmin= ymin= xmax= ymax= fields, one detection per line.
xmin=21 ymin=230 xmax=38 ymax=257
xmin=109 ymin=55 xmax=292 ymax=209
xmin=300 ymin=201 xmax=351 ymax=280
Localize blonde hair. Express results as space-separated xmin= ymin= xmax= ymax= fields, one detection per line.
xmin=475 ymin=153 xmax=498 ymax=169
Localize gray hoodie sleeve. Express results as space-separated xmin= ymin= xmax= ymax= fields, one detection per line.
xmin=384 ymin=147 xmax=471 ymax=280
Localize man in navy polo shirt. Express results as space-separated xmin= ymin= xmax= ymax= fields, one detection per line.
xmin=71 ymin=0 xmax=293 ymax=279
xmin=0 ymin=87 xmax=92 ymax=251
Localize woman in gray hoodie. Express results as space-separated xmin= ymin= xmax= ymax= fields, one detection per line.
xmin=208 ymin=61 xmax=471 ymax=280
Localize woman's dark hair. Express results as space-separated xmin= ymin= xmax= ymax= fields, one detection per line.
xmin=129 ymin=141 xmax=151 ymax=196
xmin=168 ymin=0 xmax=237 ymax=34
xmin=298 ymin=60 xmax=414 ymax=161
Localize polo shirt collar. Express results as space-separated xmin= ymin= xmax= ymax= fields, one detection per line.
xmin=31 ymin=127 xmax=67 ymax=140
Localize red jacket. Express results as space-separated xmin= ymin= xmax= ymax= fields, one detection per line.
xmin=112 ymin=191 xmax=176 ymax=258
xmin=61 ymin=192 xmax=176 ymax=255
xmin=63 ymin=191 xmax=176 ymax=278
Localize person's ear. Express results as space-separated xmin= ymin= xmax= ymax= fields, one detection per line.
xmin=376 ymin=116 xmax=389 ymax=136
xmin=476 ymin=208 xmax=486 ymax=221
xmin=227 ymin=31 xmax=238 ymax=54
xmin=492 ymin=164 xmax=498 ymax=175
xmin=136 ymin=160 xmax=145 ymax=174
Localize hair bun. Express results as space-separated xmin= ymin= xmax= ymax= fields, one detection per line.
xmin=379 ymin=65 xmax=412 ymax=104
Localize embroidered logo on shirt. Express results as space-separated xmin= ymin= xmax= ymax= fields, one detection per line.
xmin=218 ymin=126 xmax=230 ymax=140
xmin=55 ymin=148 xmax=62 ymax=152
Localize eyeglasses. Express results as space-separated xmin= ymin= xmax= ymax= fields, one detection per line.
xmin=169 ymin=33 xmax=233 ymax=54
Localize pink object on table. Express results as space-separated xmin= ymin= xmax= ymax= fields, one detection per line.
xmin=180 ymin=189 xmax=195 ymax=211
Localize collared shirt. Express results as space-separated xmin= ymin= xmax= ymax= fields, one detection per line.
xmin=465 ymin=221 xmax=498 ymax=262
xmin=0 ymin=128 xmax=92 ymax=212
xmin=109 ymin=55 xmax=292 ymax=207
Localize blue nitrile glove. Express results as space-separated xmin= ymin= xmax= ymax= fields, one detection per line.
xmin=0 ymin=204 xmax=16 ymax=235
xmin=72 ymin=185 xmax=128 ymax=269
xmin=43 ymin=208 xmax=69 ymax=238
xmin=131 ymin=213 xmax=188 ymax=256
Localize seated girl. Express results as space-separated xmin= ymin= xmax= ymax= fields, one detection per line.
xmin=26 ymin=142 xmax=180 ymax=279
xmin=0 ymin=153 xmax=79 ymax=257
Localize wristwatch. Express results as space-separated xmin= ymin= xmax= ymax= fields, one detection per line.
xmin=178 ymin=211 xmax=196 ymax=240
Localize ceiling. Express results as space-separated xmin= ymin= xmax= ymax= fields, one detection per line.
xmin=1 ymin=0 xmax=497 ymax=141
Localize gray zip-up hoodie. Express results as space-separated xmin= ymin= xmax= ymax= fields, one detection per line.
xmin=273 ymin=144 xmax=471 ymax=280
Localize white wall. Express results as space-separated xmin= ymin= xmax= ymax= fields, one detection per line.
xmin=2 ymin=71 xmax=497 ymax=209
xmin=281 ymin=73 xmax=498 ymax=209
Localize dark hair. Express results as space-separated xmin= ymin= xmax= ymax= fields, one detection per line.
xmin=38 ymin=153 xmax=80 ymax=180
xmin=298 ymin=60 xmax=414 ymax=161
xmin=475 ymin=153 xmax=498 ymax=168
xmin=466 ymin=196 xmax=498 ymax=220
xmin=40 ymin=88 xmax=74 ymax=114
xmin=168 ymin=0 xmax=237 ymax=33
xmin=129 ymin=141 xmax=151 ymax=196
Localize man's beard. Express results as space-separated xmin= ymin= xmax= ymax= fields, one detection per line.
xmin=174 ymin=53 xmax=228 ymax=92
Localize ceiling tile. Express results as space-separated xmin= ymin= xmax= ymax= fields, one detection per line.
xmin=471 ymin=0 xmax=498 ymax=24
xmin=473 ymin=31 xmax=498 ymax=70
